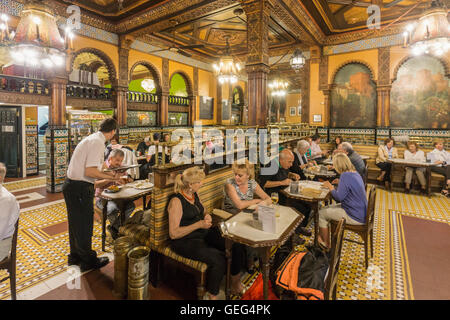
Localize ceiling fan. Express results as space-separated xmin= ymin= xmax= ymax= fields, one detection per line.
xmin=147 ymin=21 xmax=205 ymax=57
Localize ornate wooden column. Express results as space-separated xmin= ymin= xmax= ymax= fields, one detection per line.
xmin=322 ymin=88 xmax=332 ymax=127
xmin=300 ymin=61 xmax=310 ymax=124
xmin=114 ymin=35 xmax=133 ymax=127
xmin=242 ymin=0 xmax=272 ymax=126
xmin=377 ymin=47 xmax=391 ymax=127
xmin=47 ymin=68 xmax=69 ymax=193
xmin=318 ymin=54 xmax=330 ymax=126
xmin=216 ymin=82 xmax=223 ymax=124
xmin=160 ymin=58 xmax=170 ymax=127
xmin=49 ymin=76 xmax=68 ymax=126
xmin=189 ymin=67 xmax=199 ymax=126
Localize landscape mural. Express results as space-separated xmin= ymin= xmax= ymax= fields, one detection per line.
xmin=330 ymin=63 xmax=377 ymax=128
xmin=390 ymin=56 xmax=449 ymax=129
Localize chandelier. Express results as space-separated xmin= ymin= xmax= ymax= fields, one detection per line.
xmin=141 ymin=78 xmax=155 ymax=92
xmin=0 ymin=0 xmax=74 ymax=74
xmin=212 ymin=36 xmax=241 ymax=84
xmin=403 ymin=0 xmax=449 ymax=57
xmin=290 ymin=49 xmax=306 ymax=72
xmin=269 ymin=78 xmax=289 ymax=97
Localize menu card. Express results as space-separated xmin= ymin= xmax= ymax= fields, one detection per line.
xmin=257 ymin=204 xmax=276 ymax=233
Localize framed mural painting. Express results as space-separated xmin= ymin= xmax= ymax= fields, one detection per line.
xmin=390 ymin=56 xmax=449 ymax=129
xmin=330 ymin=63 xmax=377 ymax=128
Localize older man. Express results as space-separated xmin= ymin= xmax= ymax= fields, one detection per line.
xmin=292 ymin=140 xmax=317 ymax=180
xmin=337 ymin=142 xmax=366 ymax=180
xmin=95 ymin=149 xmax=135 ymax=240
xmin=0 ymin=163 xmax=20 ymax=262
xmin=259 ymin=149 xmax=312 ymax=239
xmin=136 ymin=136 xmax=151 ymax=157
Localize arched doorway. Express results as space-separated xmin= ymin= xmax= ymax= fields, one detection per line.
xmin=128 ymin=62 xmax=162 ymax=127
xmin=168 ymin=72 xmax=192 ymax=126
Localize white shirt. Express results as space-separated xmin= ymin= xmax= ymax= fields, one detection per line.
xmin=310 ymin=141 xmax=322 ymax=159
xmin=429 ymin=148 xmax=450 ymax=166
xmin=120 ymin=148 xmax=139 ymax=179
xmin=404 ymin=150 xmax=425 ymax=162
xmin=67 ymin=131 xmax=107 ymax=184
xmin=0 ymin=185 xmax=20 ymax=241
xmin=147 ymin=145 xmax=169 ymax=157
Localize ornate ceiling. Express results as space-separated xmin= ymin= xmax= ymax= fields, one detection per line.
xmin=149 ymin=4 xmax=300 ymax=60
xmin=54 ymin=0 xmax=168 ymax=20
xmin=45 ymin=0 xmax=447 ymax=61
xmin=300 ymin=0 xmax=431 ymax=35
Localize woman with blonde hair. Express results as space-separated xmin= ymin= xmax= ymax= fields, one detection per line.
xmin=223 ymin=160 xmax=271 ymax=214
xmin=167 ymin=166 xmax=245 ymax=299
xmin=318 ymin=153 xmax=367 ymax=248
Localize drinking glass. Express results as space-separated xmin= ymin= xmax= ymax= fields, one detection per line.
xmin=271 ymin=192 xmax=279 ymax=205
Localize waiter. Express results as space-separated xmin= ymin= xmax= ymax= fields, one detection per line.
xmin=63 ymin=118 xmax=120 ymax=272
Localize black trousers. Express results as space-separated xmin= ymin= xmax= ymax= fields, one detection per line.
xmin=63 ymin=179 xmax=98 ymax=265
xmin=171 ymin=227 xmax=245 ymax=296
xmin=376 ymin=162 xmax=392 ymax=182
xmin=431 ymin=165 xmax=450 ymax=182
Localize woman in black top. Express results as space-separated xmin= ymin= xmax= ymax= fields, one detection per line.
xmin=167 ymin=166 xmax=245 ymax=300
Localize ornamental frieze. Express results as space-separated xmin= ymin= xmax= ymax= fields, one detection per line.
xmin=0 ymin=92 xmax=51 ymax=106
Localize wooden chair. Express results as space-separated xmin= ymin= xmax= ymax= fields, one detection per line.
xmin=338 ymin=185 xmax=376 ymax=269
xmin=94 ymin=202 xmax=108 ymax=252
xmin=0 ymin=218 xmax=19 ymax=300
xmin=324 ymin=218 xmax=346 ymax=300
xmin=363 ymin=163 xmax=369 ymax=188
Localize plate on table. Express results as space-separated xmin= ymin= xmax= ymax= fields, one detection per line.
xmin=131 ymin=181 xmax=154 ymax=190
xmin=104 ymin=185 xmax=121 ymax=193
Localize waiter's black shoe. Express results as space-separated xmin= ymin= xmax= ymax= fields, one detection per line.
xmin=67 ymin=254 xmax=81 ymax=266
xmin=80 ymin=257 xmax=110 ymax=272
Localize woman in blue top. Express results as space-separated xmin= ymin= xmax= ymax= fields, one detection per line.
xmin=318 ymin=153 xmax=367 ymax=248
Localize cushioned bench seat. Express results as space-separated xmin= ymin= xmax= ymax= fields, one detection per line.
xmin=119 ymin=166 xmax=234 ymax=299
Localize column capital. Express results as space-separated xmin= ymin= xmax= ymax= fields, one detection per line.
xmin=119 ymin=34 xmax=135 ymax=50
xmin=246 ymin=63 xmax=270 ymax=74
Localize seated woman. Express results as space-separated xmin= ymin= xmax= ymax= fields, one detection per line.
xmin=167 ymin=166 xmax=245 ymax=300
xmin=318 ymin=153 xmax=367 ymax=248
xmin=404 ymin=141 xmax=426 ymax=194
xmin=375 ymin=138 xmax=398 ymax=189
xmin=223 ymin=160 xmax=271 ymax=214
xmin=310 ymin=134 xmax=329 ymax=163
xmin=429 ymin=139 xmax=450 ymax=196
xmin=331 ymin=136 xmax=343 ymax=155
xmin=104 ymin=134 xmax=122 ymax=160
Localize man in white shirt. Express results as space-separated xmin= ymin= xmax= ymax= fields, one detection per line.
xmin=63 ymin=118 xmax=120 ymax=272
xmin=0 ymin=163 xmax=20 ymax=262
xmin=429 ymin=140 xmax=450 ymax=195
